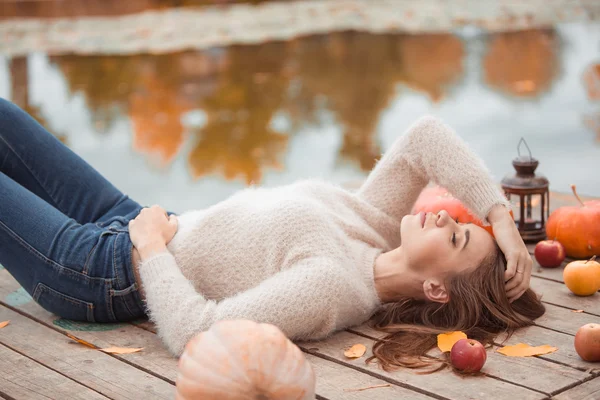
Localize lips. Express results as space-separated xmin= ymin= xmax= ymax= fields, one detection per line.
xmin=420 ymin=212 xmax=426 ymax=228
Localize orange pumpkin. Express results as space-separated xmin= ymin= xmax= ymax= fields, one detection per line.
xmin=546 ymin=185 xmax=600 ymax=259
xmin=413 ymin=186 xmax=509 ymax=236
xmin=562 ymin=257 xmax=600 ymax=296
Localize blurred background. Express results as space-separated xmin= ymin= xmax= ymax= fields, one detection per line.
xmin=1 ymin=0 xmax=599 ymax=212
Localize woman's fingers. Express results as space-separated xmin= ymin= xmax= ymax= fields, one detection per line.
xmin=504 ymin=253 xmax=518 ymax=282
xmin=169 ymin=215 xmax=178 ymax=234
xmin=505 ymin=254 xmax=532 ymax=301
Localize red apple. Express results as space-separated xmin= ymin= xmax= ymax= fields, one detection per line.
xmin=574 ymin=323 xmax=600 ymax=362
xmin=450 ymin=339 xmax=487 ymax=372
xmin=534 ymin=240 xmax=566 ymax=268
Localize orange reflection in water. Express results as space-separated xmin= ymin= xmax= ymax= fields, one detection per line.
xmin=48 ymin=31 xmax=468 ymax=183
xmin=189 ymin=43 xmax=291 ymax=184
xmin=52 ymin=54 xmax=141 ymax=131
xmin=129 ymin=65 xmax=190 ymax=165
xmin=484 ymin=29 xmax=559 ymax=98
xmin=397 ymin=33 xmax=465 ymax=102
xmin=288 ymin=32 xmax=464 ymax=170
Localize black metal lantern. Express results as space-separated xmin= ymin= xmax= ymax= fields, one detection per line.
xmin=501 ymin=138 xmax=549 ymax=242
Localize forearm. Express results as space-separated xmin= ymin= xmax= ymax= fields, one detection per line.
xmin=487 ymin=203 xmax=513 ymax=225
xmin=402 ymin=117 xmax=510 ymax=223
xmin=359 ymin=116 xmax=510 ymax=224
xmin=138 ymin=251 xmax=213 ymax=356
xmin=138 ymin=255 xmax=345 ymax=356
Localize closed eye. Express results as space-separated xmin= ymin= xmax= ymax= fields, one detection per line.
xmin=451 ymin=232 xmax=457 ymax=247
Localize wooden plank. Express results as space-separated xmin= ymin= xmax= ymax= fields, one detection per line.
xmin=86 ymin=306 xmax=575 ymax=398
xmin=350 ymin=324 xmax=587 ymax=395
xmin=497 ymin=325 xmax=600 ymax=373
xmin=0 ymin=269 xmax=180 ymax=382
xmin=554 ymin=376 xmax=600 ymax=400
xmin=139 ymin=312 xmax=589 ymax=395
xmin=0 ymin=305 xmax=176 ymax=399
xmin=136 ymin=320 xmax=435 ymax=400
xmin=0 ymin=270 xmax=429 ymax=400
xmin=531 ymin=256 xmax=566 ymax=283
xmin=529 ymin=249 xmax=600 ymax=290
xmin=534 ymin=303 xmax=600 ymax=336
xmin=0 ymin=343 xmax=109 ymax=400
xmin=299 ymin=330 xmax=546 ymax=400
xmin=305 ymin=354 xmax=435 ymax=400
xmin=530 ymin=277 xmax=600 ymax=316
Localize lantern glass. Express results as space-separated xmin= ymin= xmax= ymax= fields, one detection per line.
xmin=501 ymin=139 xmax=550 ymax=243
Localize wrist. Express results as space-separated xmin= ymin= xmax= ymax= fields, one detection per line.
xmin=487 ymin=204 xmax=511 ymax=225
xmin=136 ymin=242 xmax=167 ymax=260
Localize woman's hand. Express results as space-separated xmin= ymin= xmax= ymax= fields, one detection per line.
xmin=129 ymin=205 xmax=178 ymax=259
xmin=488 ymin=205 xmax=533 ymax=303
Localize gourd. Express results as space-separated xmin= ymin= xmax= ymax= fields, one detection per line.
xmin=546 ymin=185 xmax=600 ymax=258
xmin=175 ymin=320 xmax=316 ymax=400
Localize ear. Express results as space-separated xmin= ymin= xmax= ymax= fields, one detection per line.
xmin=423 ymin=278 xmax=449 ymax=303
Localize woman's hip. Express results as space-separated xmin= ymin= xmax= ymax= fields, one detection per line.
xmin=2 ymin=222 xmax=146 ymax=323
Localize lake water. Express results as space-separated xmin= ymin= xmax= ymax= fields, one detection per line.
xmin=1 ymin=23 xmax=599 ymax=212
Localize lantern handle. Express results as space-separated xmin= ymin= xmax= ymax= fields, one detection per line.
xmin=517 ymin=138 xmax=533 ymax=160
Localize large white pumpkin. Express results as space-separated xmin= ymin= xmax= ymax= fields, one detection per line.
xmin=175 ymin=319 xmax=316 ymax=400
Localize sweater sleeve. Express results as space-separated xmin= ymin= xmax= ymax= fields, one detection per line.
xmin=357 ymin=116 xmax=510 ymax=225
xmin=138 ymin=252 xmax=351 ymax=356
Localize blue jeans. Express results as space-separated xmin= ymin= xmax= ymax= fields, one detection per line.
xmin=0 ymin=98 xmax=148 ymax=323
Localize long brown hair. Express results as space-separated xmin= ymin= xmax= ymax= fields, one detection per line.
xmin=366 ymin=243 xmax=546 ymax=373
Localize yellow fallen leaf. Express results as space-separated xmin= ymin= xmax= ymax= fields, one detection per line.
xmin=0 ymin=320 xmax=9 ymax=329
xmin=344 ymin=344 xmax=366 ymax=358
xmin=497 ymin=343 xmax=558 ymax=357
xmin=572 ymin=310 xmax=584 ymax=313
xmin=100 ymin=347 xmax=144 ymax=354
xmin=437 ymin=331 xmax=467 ymax=352
xmin=66 ymin=333 xmax=96 ymax=349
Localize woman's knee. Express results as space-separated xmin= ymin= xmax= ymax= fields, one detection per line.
xmin=0 ymin=98 xmax=31 ymax=140
xmin=0 ymin=98 xmax=20 ymax=120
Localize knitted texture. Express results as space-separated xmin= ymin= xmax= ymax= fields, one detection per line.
xmin=138 ymin=116 xmax=510 ymax=356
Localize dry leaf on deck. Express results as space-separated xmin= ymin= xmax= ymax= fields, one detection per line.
xmin=100 ymin=347 xmax=144 ymax=354
xmin=66 ymin=333 xmax=96 ymax=349
xmin=344 ymin=344 xmax=366 ymax=358
xmin=0 ymin=320 xmax=9 ymax=329
xmin=572 ymin=310 xmax=584 ymax=313
xmin=437 ymin=331 xmax=467 ymax=352
xmin=497 ymin=343 xmax=558 ymax=357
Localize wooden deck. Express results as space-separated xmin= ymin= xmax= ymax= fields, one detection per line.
xmin=0 ymin=190 xmax=599 ymax=400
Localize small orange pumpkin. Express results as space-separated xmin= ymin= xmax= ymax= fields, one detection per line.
xmin=563 ymin=257 xmax=600 ymax=296
xmin=546 ymin=185 xmax=600 ymax=259
xmin=175 ymin=320 xmax=316 ymax=400
xmin=413 ymin=186 xmax=510 ymax=236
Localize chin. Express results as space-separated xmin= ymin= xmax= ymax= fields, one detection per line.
xmin=400 ymin=214 xmax=417 ymax=243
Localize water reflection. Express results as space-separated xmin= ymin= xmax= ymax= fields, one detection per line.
xmin=286 ymin=32 xmax=464 ymax=170
xmin=583 ymin=61 xmax=600 ymax=142
xmin=4 ymin=26 xmax=600 ymax=207
xmin=9 ymin=56 xmax=67 ymax=143
xmin=52 ymin=55 xmax=141 ymax=132
xmin=48 ymin=32 xmax=466 ymax=180
xmin=189 ymin=43 xmax=291 ymax=184
xmin=484 ymin=29 xmax=559 ymax=98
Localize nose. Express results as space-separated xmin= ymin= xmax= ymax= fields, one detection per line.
xmin=436 ymin=210 xmax=451 ymax=227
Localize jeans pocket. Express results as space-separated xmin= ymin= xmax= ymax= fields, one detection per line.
xmin=33 ymin=283 xmax=95 ymax=322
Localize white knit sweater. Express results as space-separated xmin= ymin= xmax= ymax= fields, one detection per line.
xmin=138 ymin=116 xmax=510 ymax=356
